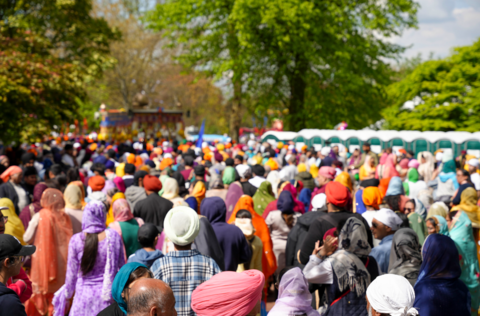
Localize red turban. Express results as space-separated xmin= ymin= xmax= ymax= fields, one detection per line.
xmin=319 ymin=166 xmax=336 ymax=180
xmin=88 ymin=175 xmax=106 ymax=192
xmin=143 ymin=175 xmax=162 ymax=192
xmin=192 ymin=270 xmax=265 ymax=316
xmin=325 ymin=181 xmax=349 ymax=207
xmin=0 ymin=166 xmax=22 ymax=182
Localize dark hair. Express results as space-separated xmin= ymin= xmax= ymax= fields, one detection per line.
xmin=125 ymin=267 xmax=153 ymax=290
xmin=44 ymin=178 xmax=59 ymax=189
xmin=396 ymin=212 xmax=410 ymax=228
xmin=91 ymin=163 xmax=106 ymax=176
xmin=107 ymin=187 xmax=120 ymax=198
xmin=124 ymin=163 xmax=136 ymax=175
xmin=406 ymin=199 xmax=416 ymax=208
xmin=336 ymin=219 xmax=347 ymax=233
xmin=225 ymin=158 xmax=234 ymax=167
xmin=64 ymin=144 xmax=73 ymax=151
xmin=363 ymin=142 xmax=371 ymax=147
xmin=235 ymin=155 xmax=244 ymax=162
xmin=184 ymin=155 xmax=194 ymax=167
xmin=426 ymin=217 xmax=437 ymax=228
xmin=384 ymin=195 xmax=401 ymax=212
xmin=55 ymin=174 xmax=67 ymax=193
xmin=107 ymin=149 xmax=116 ymax=159
xmin=81 ymin=233 xmax=99 ymax=275
xmin=236 ymin=209 xmax=252 ymax=219
xmin=449 ymin=210 xmax=458 ymax=220
xmin=66 ymin=167 xmax=81 ymax=184
xmin=252 ymin=165 xmax=265 ymax=177
xmin=50 ymin=164 xmax=64 ymax=177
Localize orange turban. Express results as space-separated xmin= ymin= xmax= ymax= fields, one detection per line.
xmin=325 ymin=182 xmax=349 ymax=208
xmin=134 ymin=156 xmax=143 ymax=167
xmin=127 ymin=154 xmax=135 ymax=164
xmin=88 ymin=175 xmax=106 ymax=192
xmin=265 ymin=158 xmax=278 ymax=170
xmin=159 ymin=157 xmax=173 ymax=170
xmin=0 ymin=166 xmax=22 ymax=182
xmin=143 ymin=175 xmax=162 ymax=192
xmin=334 ymin=172 xmax=353 ymax=192
xmin=362 ymin=187 xmax=383 ymax=210
xmin=379 ymin=178 xmax=391 ymax=198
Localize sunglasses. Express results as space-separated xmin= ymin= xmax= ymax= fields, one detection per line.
xmin=404 ymin=208 xmax=414 ymax=212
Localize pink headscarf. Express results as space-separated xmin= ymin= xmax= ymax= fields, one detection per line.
xmin=282 ymin=183 xmax=305 ymax=214
xmin=383 ymin=154 xmax=400 ymax=178
xmin=319 ymin=166 xmax=336 ymax=180
xmin=191 ymin=270 xmax=265 ymax=316
xmin=0 ymin=166 xmax=22 ymax=182
xmin=399 ymin=158 xmax=409 ymax=169
xmin=113 ymin=177 xmax=126 ymax=193
xmin=408 ymin=159 xmax=420 ymax=169
xmin=112 ymin=198 xmax=134 ymax=222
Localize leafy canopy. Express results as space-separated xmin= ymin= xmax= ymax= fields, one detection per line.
xmin=383 ymin=38 xmax=480 ymax=131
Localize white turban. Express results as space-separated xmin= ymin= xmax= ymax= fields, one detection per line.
xmin=236 ymin=164 xmax=251 ymax=179
xmin=435 ymin=152 xmax=443 ymax=162
xmin=89 ymin=191 xmax=107 ymax=203
xmin=321 ymin=147 xmax=331 ymax=156
xmin=442 ymin=152 xmax=453 ymax=162
xmin=311 ymin=193 xmax=327 ymax=211
xmin=366 ymin=274 xmax=419 ymax=316
xmin=164 ymin=206 xmax=200 ymax=246
xmin=468 ymin=159 xmax=479 ymax=168
xmin=373 ymin=209 xmax=403 ymax=231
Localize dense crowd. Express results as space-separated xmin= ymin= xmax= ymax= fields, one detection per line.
xmin=0 ymin=137 xmax=479 ymax=316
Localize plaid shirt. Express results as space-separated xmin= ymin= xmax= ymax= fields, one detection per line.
xmin=151 ymin=249 xmax=221 ymax=316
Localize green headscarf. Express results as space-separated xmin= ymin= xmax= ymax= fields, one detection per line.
xmin=112 ymin=262 xmax=149 ymax=314
xmin=252 ymin=181 xmax=275 ymax=216
xmin=403 ymin=168 xmax=420 ymax=196
xmin=407 ymin=212 xmax=428 ymax=245
xmin=449 ymin=211 xmax=480 ymax=314
xmin=158 ymin=174 xmax=169 ymax=196
xmin=442 ymin=160 xmax=456 ymax=174
xmin=222 ymin=166 xmax=236 ymax=185
xmin=433 ymin=215 xmax=449 ymax=235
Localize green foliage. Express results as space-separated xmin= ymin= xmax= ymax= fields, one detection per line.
xmin=383 ymin=38 xmax=480 ymax=131
xmin=0 ymin=0 xmax=119 ymax=142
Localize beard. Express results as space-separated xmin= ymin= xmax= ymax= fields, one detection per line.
xmin=368 ymin=306 xmax=374 ymax=316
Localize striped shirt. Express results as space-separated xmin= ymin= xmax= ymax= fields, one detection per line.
xmin=151 ymin=249 xmax=221 ymax=316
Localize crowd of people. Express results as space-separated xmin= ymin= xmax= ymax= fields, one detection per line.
xmin=0 ymin=137 xmax=479 ymax=316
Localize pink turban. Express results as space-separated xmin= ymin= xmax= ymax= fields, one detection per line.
xmin=408 ymin=159 xmax=420 ymax=169
xmin=0 ymin=166 xmax=22 ymax=182
xmin=319 ymin=166 xmax=336 ymax=180
xmin=191 ymin=270 xmax=265 ymax=316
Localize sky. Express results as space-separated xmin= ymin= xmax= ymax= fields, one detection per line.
xmin=391 ymin=0 xmax=480 ymax=59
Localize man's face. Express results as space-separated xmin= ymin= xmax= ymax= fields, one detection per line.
xmin=363 ymin=145 xmax=370 ymax=153
xmin=468 ymin=165 xmax=477 ymax=174
xmin=426 ymin=220 xmax=437 ymax=235
xmin=25 ymin=160 xmax=34 ymax=167
xmin=24 ymin=175 xmax=37 ymax=186
xmin=317 ymin=175 xmax=329 ymax=187
xmin=371 ymin=218 xmax=392 ymax=240
xmin=66 ymin=149 xmax=73 ymax=156
xmin=2 ymin=256 xmax=23 ymax=277
xmin=333 ymin=146 xmax=339 ymax=154
xmin=234 ymin=158 xmax=242 ymax=166
xmin=11 ymin=172 xmax=23 ymax=185
xmin=0 ymin=211 xmax=6 ymax=234
xmin=456 ymin=170 xmax=468 ymax=183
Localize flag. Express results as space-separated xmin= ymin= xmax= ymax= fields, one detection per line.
xmin=196 ymin=119 xmax=206 ymax=148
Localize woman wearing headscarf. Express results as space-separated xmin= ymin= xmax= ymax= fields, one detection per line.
xmin=436 ymin=159 xmax=458 ymax=201
xmin=172 ymin=171 xmax=188 ymax=198
xmin=222 ymin=166 xmax=236 ymax=189
xmin=427 ymin=201 xmax=449 ymax=219
xmin=201 ymin=197 xmax=252 ymax=271
xmin=387 ymin=228 xmax=422 ymax=286
xmin=224 ymin=181 xmax=244 ymax=222
xmin=228 ymin=195 xmax=277 ymax=281
xmin=303 ymin=218 xmax=379 ymax=315
xmin=19 ymin=183 xmax=48 ymax=230
xmin=381 ymin=153 xmax=399 ymax=179
xmin=269 ymin=267 xmax=320 ymax=316
xmin=113 ymin=177 xmax=126 ymax=193
xmin=108 ymin=199 xmax=144 ymax=258
xmin=162 ymin=177 xmax=186 ymax=206
xmin=0 ymin=198 xmax=25 ymax=244
xmin=418 ymin=151 xmax=435 ymax=182
xmin=70 ymin=180 xmax=87 ymax=207
xmin=359 ymin=155 xmax=376 ymax=180
xmin=425 ymin=215 xmax=449 ymax=235
xmin=266 ymin=191 xmax=301 ymax=274
xmin=205 ymin=178 xmax=228 ymax=201
xmin=413 ymin=234 xmax=471 ymax=316
xmin=403 ymin=168 xmax=428 ymax=199
xmin=266 ymin=170 xmax=281 ymax=198
xmin=52 ymin=201 xmax=125 ymax=316
xmin=403 ymin=199 xmax=428 ymax=245
xmin=295 ymin=163 xmax=315 ymax=190
xmin=191 ymin=270 xmax=264 ymax=316
xmin=64 ymin=184 xmax=84 ymax=234
xmin=448 ymin=210 xmax=480 ymax=315
xmin=298 ymin=188 xmax=312 ymax=213
xmin=283 ymin=182 xmax=305 ymax=214
xmin=106 ymin=191 xmax=126 ymax=227
xmin=25 ymin=189 xmax=73 ymax=316
xmin=252 ymin=181 xmax=275 ymax=216
xmin=97 ymin=262 xmax=153 ymax=316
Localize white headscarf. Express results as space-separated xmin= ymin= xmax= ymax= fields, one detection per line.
xmin=236 ymin=164 xmax=251 ymax=179
xmin=164 ymin=206 xmax=200 ymax=246
xmin=366 ymin=274 xmax=419 ymax=316
xmin=374 ymin=209 xmax=403 ymax=231
xmin=311 ymin=193 xmax=327 ymax=211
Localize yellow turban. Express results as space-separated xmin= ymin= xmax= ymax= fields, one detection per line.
xmin=297 ymin=163 xmax=307 ymax=173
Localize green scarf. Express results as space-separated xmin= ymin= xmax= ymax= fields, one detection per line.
xmin=407 ymin=212 xmax=428 ymax=245
xmin=252 ymin=181 xmax=275 ymax=216
xmin=222 ymin=166 xmax=236 ymax=185
xmin=118 ymin=219 xmax=142 ymax=257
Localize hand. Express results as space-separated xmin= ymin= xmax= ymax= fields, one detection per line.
xmin=12 ymin=279 xmax=27 ymax=293
xmin=319 ymin=236 xmax=338 ymax=258
xmin=312 ymin=240 xmax=322 ymax=256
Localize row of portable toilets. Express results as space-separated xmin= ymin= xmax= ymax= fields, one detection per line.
xmin=261 ymin=129 xmax=480 ymax=158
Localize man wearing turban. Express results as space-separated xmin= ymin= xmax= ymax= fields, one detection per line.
xmin=151 ymin=206 xmax=221 ymax=316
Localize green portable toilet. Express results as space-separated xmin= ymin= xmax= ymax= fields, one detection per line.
xmin=263 ymin=134 xmax=280 ymax=142
xmin=368 ymin=138 xmax=383 ymax=154
xmin=412 ymin=139 xmax=429 ymax=156
xmin=390 ymin=138 xmax=405 ymax=149
xmin=464 ymin=140 xmax=480 ymax=158
xmin=436 ymin=139 xmax=454 ymax=156
xmin=311 ymin=136 xmax=324 ymax=149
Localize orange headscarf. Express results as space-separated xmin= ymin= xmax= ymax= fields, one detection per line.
xmin=0 ymin=166 xmax=22 ymax=182
xmin=127 ymin=153 xmax=135 ymax=164
xmin=69 ymin=181 xmax=86 ymax=207
xmin=134 ymin=156 xmax=143 ymax=168
xmin=191 ymin=181 xmax=206 ymax=212
xmin=29 ymin=189 xmax=72 ymax=315
xmin=159 ymin=157 xmax=173 ymax=171
xmin=362 ymin=187 xmax=383 ymax=210
xmin=228 ymin=195 xmax=277 ymax=279
xmin=378 ymin=177 xmax=391 ymax=197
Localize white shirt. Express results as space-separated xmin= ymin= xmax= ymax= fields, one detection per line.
xmin=23 ymin=212 xmax=40 ymax=244
xmin=12 ymin=183 xmax=28 ymax=211
xmin=303 ymin=255 xmax=334 ymax=284
xmin=471 ymin=173 xmax=480 ymax=191
xmin=249 ymin=176 xmax=266 ymax=188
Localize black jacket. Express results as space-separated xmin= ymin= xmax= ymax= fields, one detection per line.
xmin=299 ymin=211 xmax=373 ymax=265
xmin=0 ymin=282 xmax=27 ymax=316
xmin=97 ymin=301 xmax=124 ymax=316
xmin=133 ymin=193 xmax=173 ymax=231
xmin=240 ymin=181 xmax=257 ymax=197
xmin=0 ymin=182 xmax=20 ymax=214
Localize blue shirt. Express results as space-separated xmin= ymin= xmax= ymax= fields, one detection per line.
xmin=151 ymin=249 xmax=221 ymax=316
xmin=369 ymin=234 xmax=394 ymax=273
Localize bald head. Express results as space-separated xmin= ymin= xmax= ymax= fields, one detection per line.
xmin=127 ymin=278 xmax=177 ymax=316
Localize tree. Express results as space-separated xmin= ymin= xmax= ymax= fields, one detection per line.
xmin=0 ymin=0 xmax=119 ymax=142
xmin=230 ymin=0 xmax=418 ymax=130
xmin=383 ymin=38 xmax=480 ymax=131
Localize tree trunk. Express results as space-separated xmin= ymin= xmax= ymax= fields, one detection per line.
xmin=229 ymin=79 xmax=241 ymax=141
xmin=287 ymin=56 xmax=308 ymax=131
